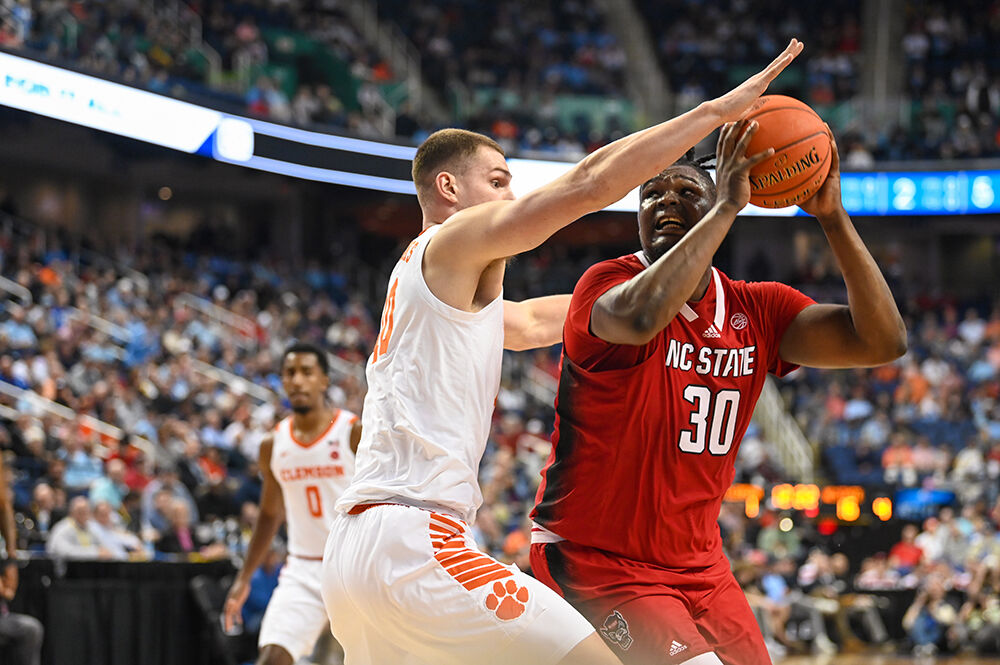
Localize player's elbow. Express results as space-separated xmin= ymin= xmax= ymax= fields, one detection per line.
xmin=879 ymin=332 xmax=908 ymax=364
xmin=872 ymin=320 xmax=908 ymax=364
xmin=592 ymin=303 xmax=657 ymax=346
xmin=861 ymin=334 xmax=908 ymax=366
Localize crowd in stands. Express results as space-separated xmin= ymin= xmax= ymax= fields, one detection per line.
xmin=375 ymin=0 xmax=630 ymax=155
xmin=781 ymin=298 xmax=1000 ymax=506
xmin=890 ymin=0 xmax=1000 ymax=161
xmin=1 ymin=0 xmax=399 ymax=136
xmin=635 ymin=0 xmax=863 ymax=108
xmin=4 ymin=0 xmax=1000 ymax=162
xmin=1 ymin=206 xmax=998 ymax=656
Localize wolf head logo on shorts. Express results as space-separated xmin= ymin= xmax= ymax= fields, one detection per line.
xmin=599 ymin=610 xmax=633 ymax=650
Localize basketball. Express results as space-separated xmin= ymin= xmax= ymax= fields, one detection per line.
xmin=742 ymin=94 xmax=832 ymax=208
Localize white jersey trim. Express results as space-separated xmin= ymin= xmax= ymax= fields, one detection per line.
xmin=530 ymin=521 xmax=566 ymax=544
xmin=631 ymin=251 xmax=725 ymax=327
xmin=413 ymin=225 xmax=504 ymax=323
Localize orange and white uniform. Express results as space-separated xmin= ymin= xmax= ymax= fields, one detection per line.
xmin=259 ymin=411 xmax=356 ymax=660
xmin=322 ymin=225 xmax=593 ymax=665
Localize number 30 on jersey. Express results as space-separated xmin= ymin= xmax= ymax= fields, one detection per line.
xmin=677 ymin=386 xmax=741 ymax=456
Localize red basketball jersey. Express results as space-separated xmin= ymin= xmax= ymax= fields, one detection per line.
xmin=531 ymin=252 xmax=814 ymax=568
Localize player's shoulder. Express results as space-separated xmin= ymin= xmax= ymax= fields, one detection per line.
xmin=717 ymin=268 xmax=801 ymax=298
xmin=336 ymin=408 xmax=360 ymax=426
xmin=258 ymin=431 xmax=277 ymax=457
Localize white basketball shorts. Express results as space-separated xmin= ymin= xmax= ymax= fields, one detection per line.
xmin=321 ymin=503 xmax=594 ymax=665
xmin=258 ymin=556 xmax=330 ymax=659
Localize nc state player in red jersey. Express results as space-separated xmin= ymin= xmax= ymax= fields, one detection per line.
xmin=529 ymin=121 xmax=908 ymax=665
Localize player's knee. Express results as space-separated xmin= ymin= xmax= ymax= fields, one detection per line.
xmin=557 ymin=632 xmax=621 ymax=665
xmin=257 ymin=644 xmax=294 ymax=665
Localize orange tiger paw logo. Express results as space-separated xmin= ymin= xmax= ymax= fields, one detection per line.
xmin=485 ymin=579 xmax=529 ymax=620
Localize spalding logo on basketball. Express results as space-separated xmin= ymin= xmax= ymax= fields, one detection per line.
xmin=742 ymin=95 xmax=832 ymax=209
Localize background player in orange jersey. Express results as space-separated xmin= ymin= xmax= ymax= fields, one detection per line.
xmin=530 ymin=122 xmax=908 ymax=665
xmin=223 ymin=342 xmax=361 ymax=665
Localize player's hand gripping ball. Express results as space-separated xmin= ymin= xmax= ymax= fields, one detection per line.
xmin=741 ymin=95 xmax=832 ymax=208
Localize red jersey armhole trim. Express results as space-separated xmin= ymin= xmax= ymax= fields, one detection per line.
xmin=290 ymin=409 xmax=340 ymax=448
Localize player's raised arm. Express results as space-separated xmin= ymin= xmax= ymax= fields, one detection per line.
xmin=503 ymin=295 xmax=571 ymax=351
xmin=429 ymin=40 xmax=803 ymax=269
xmin=591 ymin=120 xmax=774 ymax=345
xmin=779 ymin=132 xmax=907 ymax=368
xmin=223 ymin=435 xmax=286 ymax=633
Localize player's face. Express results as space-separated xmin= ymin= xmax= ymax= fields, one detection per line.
xmin=455 ymin=146 xmax=515 ymax=210
xmin=281 ymin=352 xmax=329 ymax=414
xmin=637 ymin=165 xmax=715 ymax=263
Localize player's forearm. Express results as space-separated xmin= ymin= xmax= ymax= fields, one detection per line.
xmin=573 ymin=102 xmax=725 ymax=212
xmin=503 ymin=295 xmax=570 ymax=351
xmin=595 ymin=202 xmax=739 ymax=343
xmin=818 ymin=209 xmax=907 ymax=363
xmin=469 ymin=103 xmax=727 ymax=263
xmin=235 ymin=511 xmax=283 ymax=583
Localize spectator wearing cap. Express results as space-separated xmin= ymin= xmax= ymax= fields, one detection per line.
xmin=46 ymin=496 xmax=112 ymax=560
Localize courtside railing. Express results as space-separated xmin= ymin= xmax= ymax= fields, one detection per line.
xmin=752 ymin=377 xmax=815 ymax=482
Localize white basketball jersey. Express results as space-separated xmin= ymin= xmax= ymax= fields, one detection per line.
xmin=336 ymin=224 xmax=504 ymax=523
xmin=271 ymin=410 xmax=357 ymax=558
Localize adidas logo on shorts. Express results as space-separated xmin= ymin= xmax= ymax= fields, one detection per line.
xmin=668 ymin=640 xmax=688 ymax=656
xmin=702 ymin=325 xmax=721 ymax=338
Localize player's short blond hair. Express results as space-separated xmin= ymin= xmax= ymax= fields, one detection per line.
xmin=411 ymin=129 xmax=505 ymax=205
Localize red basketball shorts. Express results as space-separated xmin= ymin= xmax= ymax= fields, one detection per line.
xmin=530 ymin=541 xmax=771 ymax=665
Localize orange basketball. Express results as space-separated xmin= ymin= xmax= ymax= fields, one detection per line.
xmin=742 ymin=95 xmax=832 ymax=209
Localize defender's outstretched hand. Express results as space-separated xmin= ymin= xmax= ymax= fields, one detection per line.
xmin=713 ymin=39 xmax=804 ymax=123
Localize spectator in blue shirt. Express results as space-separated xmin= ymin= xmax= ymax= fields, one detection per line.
xmin=60 ymin=433 xmax=104 ymax=492
xmin=89 ymin=459 xmax=129 ymax=510
xmin=0 ymin=306 xmax=37 ymax=350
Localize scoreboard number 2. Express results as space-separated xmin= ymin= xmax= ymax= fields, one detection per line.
xmin=677 ymin=386 xmax=741 ymax=456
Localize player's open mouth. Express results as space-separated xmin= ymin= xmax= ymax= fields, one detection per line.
xmin=654 ymin=216 xmax=686 ymax=232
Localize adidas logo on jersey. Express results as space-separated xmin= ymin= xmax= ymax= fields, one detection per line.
xmin=669 ymin=640 xmax=688 ymax=656
xmin=702 ymin=325 xmax=721 ymax=338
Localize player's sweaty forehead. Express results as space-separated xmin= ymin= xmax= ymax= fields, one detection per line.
xmin=641 ymin=165 xmax=712 ymax=194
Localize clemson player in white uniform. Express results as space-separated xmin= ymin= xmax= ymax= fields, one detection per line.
xmin=321 ymin=40 xmax=803 ymax=665
xmin=224 ymin=342 xmax=360 ymax=665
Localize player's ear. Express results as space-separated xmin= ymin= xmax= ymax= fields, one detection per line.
xmin=435 ymin=171 xmax=459 ymax=204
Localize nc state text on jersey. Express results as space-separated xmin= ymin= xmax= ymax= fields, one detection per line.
xmin=664 ymin=340 xmax=756 ymax=378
